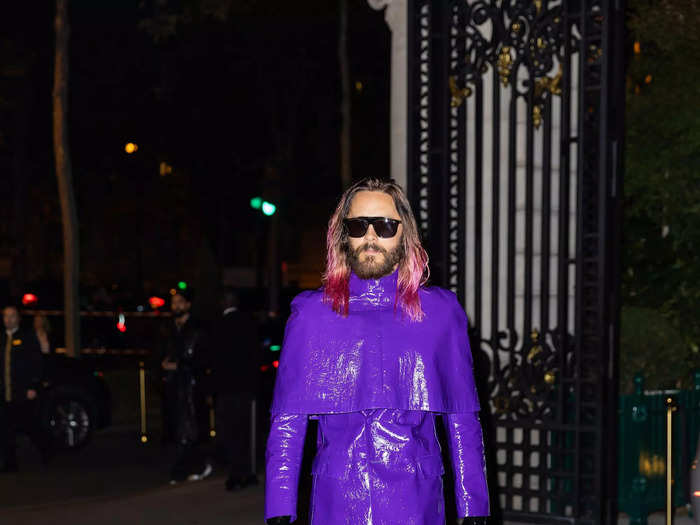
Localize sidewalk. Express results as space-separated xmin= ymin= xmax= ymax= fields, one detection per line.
xmin=0 ymin=475 xmax=266 ymax=525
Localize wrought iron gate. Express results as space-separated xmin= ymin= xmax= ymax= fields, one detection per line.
xmin=407 ymin=1 xmax=625 ymax=523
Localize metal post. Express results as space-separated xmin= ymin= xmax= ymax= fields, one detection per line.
xmin=209 ymin=396 xmax=216 ymax=438
xmin=666 ymin=396 xmax=677 ymax=525
xmin=250 ymin=397 xmax=257 ymax=476
xmin=139 ymin=361 xmax=148 ymax=443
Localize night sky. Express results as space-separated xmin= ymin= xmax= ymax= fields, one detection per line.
xmin=0 ymin=0 xmax=390 ymax=313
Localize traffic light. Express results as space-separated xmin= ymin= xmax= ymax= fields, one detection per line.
xmin=261 ymin=202 xmax=276 ymax=216
xmin=250 ymin=196 xmax=277 ymax=216
xmin=177 ymin=281 xmax=187 ymax=291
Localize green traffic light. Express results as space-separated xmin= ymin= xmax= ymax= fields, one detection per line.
xmin=250 ymin=196 xmax=263 ymax=210
xmin=262 ymin=201 xmax=276 ymax=216
xmin=270 ymin=344 xmax=281 ymax=352
xmin=178 ymin=281 xmax=187 ymax=290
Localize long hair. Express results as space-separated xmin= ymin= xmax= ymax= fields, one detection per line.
xmin=322 ymin=178 xmax=430 ymax=321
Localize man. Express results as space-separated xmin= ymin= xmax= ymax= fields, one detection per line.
xmin=160 ymin=289 xmax=212 ymax=483
xmin=0 ymin=304 xmax=45 ymax=471
xmin=265 ymin=179 xmax=489 ymax=525
xmin=211 ymin=289 xmax=260 ymax=491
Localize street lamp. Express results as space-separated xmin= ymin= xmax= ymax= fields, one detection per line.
xmin=125 ymin=142 xmax=138 ymax=154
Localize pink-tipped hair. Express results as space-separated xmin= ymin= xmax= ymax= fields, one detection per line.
xmin=322 ymin=178 xmax=430 ymax=322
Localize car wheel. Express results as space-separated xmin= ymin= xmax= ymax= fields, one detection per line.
xmin=45 ymin=390 xmax=96 ymax=450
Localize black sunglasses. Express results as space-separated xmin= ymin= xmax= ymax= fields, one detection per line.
xmin=343 ymin=217 xmax=402 ymax=238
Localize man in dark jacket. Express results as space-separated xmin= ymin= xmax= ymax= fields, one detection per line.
xmin=0 ymin=304 xmax=45 ymax=472
xmin=211 ymin=289 xmax=260 ymax=491
xmin=160 ymin=289 xmax=212 ymax=483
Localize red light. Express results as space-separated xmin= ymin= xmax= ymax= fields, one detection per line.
xmin=260 ymin=365 xmax=270 ymax=372
xmin=272 ymin=360 xmax=279 ymax=368
xmin=117 ymin=322 xmax=127 ymax=333
xmin=22 ymin=293 xmax=38 ymax=306
xmin=148 ymin=296 xmax=165 ymax=309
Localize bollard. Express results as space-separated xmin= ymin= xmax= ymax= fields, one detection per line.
xmin=666 ymin=396 xmax=677 ymax=525
xmin=139 ymin=361 xmax=148 ymax=443
xmin=209 ymin=396 xmax=216 ymax=438
xmin=250 ymin=398 xmax=257 ymax=476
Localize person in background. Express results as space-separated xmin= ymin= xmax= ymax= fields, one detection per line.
xmin=160 ymin=288 xmax=213 ymax=484
xmin=211 ymin=289 xmax=260 ymax=491
xmin=0 ymin=304 xmax=48 ymax=471
xmin=33 ymin=314 xmax=52 ymax=355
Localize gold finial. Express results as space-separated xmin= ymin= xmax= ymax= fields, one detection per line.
xmin=449 ymin=76 xmax=472 ymax=108
xmin=533 ymin=105 xmax=543 ymax=129
xmin=497 ymin=46 xmax=513 ymax=86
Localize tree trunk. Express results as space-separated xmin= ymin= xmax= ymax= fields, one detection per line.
xmin=339 ymin=0 xmax=352 ymax=190
xmin=53 ymin=0 xmax=80 ymax=358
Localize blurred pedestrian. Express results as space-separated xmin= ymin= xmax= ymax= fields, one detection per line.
xmin=33 ymin=314 xmax=52 ymax=355
xmin=0 ymin=304 xmax=48 ymax=472
xmin=211 ymin=289 xmax=260 ymax=491
xmin=159 ymin=289 xmax=213 ymax=484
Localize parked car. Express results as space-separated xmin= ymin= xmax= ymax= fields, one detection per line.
xmin=37 ymin=354 xmax=112 ymax=451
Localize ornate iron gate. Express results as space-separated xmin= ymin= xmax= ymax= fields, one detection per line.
xmin=407 ymin=1 xmax=625 ymax=523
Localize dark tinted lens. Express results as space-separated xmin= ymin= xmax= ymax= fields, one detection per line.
xmin=372 ymin=219 xmax=400 ymax=238
xmin=344 ymin=218 xmax=369 ymax=237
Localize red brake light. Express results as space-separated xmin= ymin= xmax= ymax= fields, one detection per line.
xmin=149 ymin=296 xmax=165 ymax=309
xmin=22 ymin=293 xmax=38 ymax=306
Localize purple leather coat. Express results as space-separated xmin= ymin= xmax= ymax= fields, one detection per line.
xmin=265 ymin=269 xmax=489 ymax=523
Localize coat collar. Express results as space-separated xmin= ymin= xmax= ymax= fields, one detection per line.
xmin=348 ymin=267 xmax=399 ymax=309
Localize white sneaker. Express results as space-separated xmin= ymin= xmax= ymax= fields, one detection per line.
xmin=187 ymin=463 xmax=213 ymax=482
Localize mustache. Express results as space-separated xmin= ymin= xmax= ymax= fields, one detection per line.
xmin=358 ymin=243 xmax=387 ymax=254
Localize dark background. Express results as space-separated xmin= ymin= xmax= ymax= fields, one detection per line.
xmin=0 ymin=0 xmax=390 ymax=318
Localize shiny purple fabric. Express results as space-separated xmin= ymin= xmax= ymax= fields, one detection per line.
xmin=270 ymin=269 xmax=480 ymax=414
xmin=265 ymin=269 xmax=489 ymax=523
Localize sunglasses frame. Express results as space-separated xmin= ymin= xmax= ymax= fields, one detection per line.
xmin=343 ymin=216 xmax=402 ymax=238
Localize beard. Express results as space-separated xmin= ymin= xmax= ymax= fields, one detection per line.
xmin=346 ymin=241 xmax=404 ymax=279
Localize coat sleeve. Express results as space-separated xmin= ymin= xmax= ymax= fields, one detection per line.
xmin=443 ymin=411 xmax=489 ymax=517
xmin=264 ymin=412 xmax=308 ymax=522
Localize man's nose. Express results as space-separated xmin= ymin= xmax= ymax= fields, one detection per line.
xmin=365 ymin=225 xmax=378 ymax=240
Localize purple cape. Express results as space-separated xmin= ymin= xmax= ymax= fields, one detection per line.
xmin=270 ymin=268 xmax=480 ymax=415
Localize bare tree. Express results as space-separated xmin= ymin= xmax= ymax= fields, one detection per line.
xmin=53 ymin=0 xmax=80 ymax=357
xmin=339 ymin=0 xmax=351 ymax=189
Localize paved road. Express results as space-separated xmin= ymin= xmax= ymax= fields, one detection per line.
xmin=1 ymin=429 xmax=696 ymax=525
xmin=1 ymin=474 xmax=265 ymax=525
xmin=0 ymin=427 xmax=267 ymax=524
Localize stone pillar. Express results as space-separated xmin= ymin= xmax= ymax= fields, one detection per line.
xmin=368 ymin=0 xmax=407 ymax=190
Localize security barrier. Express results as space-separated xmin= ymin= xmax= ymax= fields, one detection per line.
xmin=619 ymin=373 xmax=700 ymax=524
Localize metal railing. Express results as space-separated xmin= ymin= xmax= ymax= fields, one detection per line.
xmin=619 ymin=373 xmax=700 ymax=524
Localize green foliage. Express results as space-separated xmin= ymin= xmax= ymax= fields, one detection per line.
xmin=622 ymin=0 xmax=700 ymax=375
xmin=619 ymin=306 xmax=690 ymax=393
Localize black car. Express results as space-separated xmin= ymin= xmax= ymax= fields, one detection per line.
xmin=38 ymin=354 xmax=112 ymax=450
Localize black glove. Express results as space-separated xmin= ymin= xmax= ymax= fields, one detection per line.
xmin=266 ymin=517 xmax=291 ymax=525
xmin=461 ymin=518 xmax=489 ymax=525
